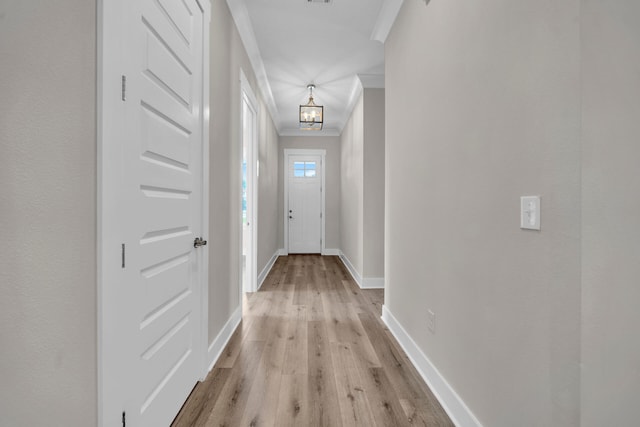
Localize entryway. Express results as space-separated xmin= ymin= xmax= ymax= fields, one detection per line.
xmin=284 ymin=149 xmax=326 ymax=254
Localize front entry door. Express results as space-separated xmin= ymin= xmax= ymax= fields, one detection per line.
xmin=102 ymin=0 xmax=206 ymax=425
xmin=287 ymin=154 xmax=322 ymax=253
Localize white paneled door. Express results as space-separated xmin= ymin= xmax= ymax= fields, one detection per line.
xmin=287 ymin=154 xmax=323 ymax=253
xmin=101 ymin=0 xmax=206 ymax=425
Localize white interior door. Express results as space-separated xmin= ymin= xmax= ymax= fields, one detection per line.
xmin=102 ymin=0 xmax=206 ymax=425
xmin=287 ymin=154 xmax=322 ymax=253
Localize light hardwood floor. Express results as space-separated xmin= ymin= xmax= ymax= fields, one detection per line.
xmin=172 ymin=255 xmax=453 ymax=426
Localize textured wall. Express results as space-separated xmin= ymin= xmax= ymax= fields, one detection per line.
xmin=278 ymin=136 xmax=342 ymax=251
xmin=581 ymin=1 xmax=640 ymax=425
xmin=0 ymin=0 xmax=97 ymax=425
xmin=385 ymin=0 xmax=581 ymax=425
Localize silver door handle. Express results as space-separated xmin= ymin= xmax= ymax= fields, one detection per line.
xmin=194 ymin=237 xmax=207 ymax=248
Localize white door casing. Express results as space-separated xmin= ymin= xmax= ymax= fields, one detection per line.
xmin=284 ymin=149 xmax=326 ymax=254
xmin=240 ymin=70 xmax=258 ymax=294
xmin=99 ymin=0 xmax=210 ymax=426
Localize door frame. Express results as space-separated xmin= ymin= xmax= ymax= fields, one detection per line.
xmin=240 ymin=69 xmax=258 ymax=293
xmin=97 ymin=0 xmax=211 ymax=425
xmin=283 ymin=148 xmax=326 ymax=255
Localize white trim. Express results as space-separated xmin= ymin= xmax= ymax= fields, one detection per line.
xmin=336 ymin=74 xmax=385 ymax=132
xmin=226 ymin=0 xmax=280 ymax=131
xmin=336 ymin=76 xmax=364 ymax=133
xmin=278 ymin=128 xmax=342 ymax=137
xmin=283 ymin=149 xmax=326 ymax=255
xmin=98 ymin=0 xmax=128 ymax=424
xmin=96 ymin=1 xmax=108 ymax=424
xmin=362 ymin=277 xmax=385 ymax=289
xmin=338 ymin=251 xmax=362 ymax=288
xmin=257 ymin=250 xmax=280 ymax=290
xmin=207 ymin=306 xmax=242 ymax=371
xmin=199 ymin=0 xmax=212 ymax=381
xmin=381 ymin=305 xmax=483 ymax=427
xmin=338 ymin=251 xmax=384 ymax=289
xmin=278 ymin=248 xmax=287 ymax=256
xmin=240 ymin=69 xmax=259 ymax=294
xmin=321 ymin=248 xmax=341 ymax=256
xmin=370 ymin=0 xmax=405 ymax=43
xmin=358 ymin=73 xmax=385 ymax=89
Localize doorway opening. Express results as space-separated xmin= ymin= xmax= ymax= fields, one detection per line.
xmin=240 ymin=70 xmax=258 ymax=293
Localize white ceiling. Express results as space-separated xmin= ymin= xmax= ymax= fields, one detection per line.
xmin=227 ymin=0 xmax=403 ymax=136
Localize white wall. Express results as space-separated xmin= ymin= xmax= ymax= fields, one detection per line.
xmin=340 ymin=94 xmax=365 ymax=273
xmin=363 ymin=89 xmax=385 ymax=279
xmin=0 ymin=1 xmax=97 ymax=424
xmin=340 ymin=88 xmax=386 ymax=284
xmin=581 ymin=1 xmax=640 ymax=425
xmin=278 ymin=136 xmax=341 ymax=251
xmin=385 ymin=0 xmax=581 ymax=425
xmin=209 ymin=0 xmax=279 ymax=342
xmin=257 ymin=96 xmax=280 ymax=269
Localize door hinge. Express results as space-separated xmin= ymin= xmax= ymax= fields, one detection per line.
xmin=122 ymin=411 xmax=126 ymax=427
xmin=121 ymin=243 xmax=125 ymax=269
xmin=121 ymin=75 xmax=127 ymax=101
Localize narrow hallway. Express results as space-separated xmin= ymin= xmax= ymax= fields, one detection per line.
xmin=172 ymin=255 xmax=453 ymax=426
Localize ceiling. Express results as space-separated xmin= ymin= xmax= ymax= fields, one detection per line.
xmin=227 ymin=0 xmax=403 ymax=136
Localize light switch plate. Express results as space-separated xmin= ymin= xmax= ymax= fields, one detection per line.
xmin=521 ymin=196 xmax=541 ymax=230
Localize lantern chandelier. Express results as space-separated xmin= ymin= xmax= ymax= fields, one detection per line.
xmin=299 ymin=84 xmax=323 ymax=130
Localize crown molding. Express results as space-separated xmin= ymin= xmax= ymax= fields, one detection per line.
xmin=370 ymin=0 xmax=404 ymax=43
xmin=279 ymin=128 xmax=341 ymax=137
xmin=226 ymin=0 xmax=280 ymax=131
xmin=358 ymin=73 xmax=385 ymax=89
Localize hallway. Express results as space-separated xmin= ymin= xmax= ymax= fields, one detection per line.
xmin=172 ymin=255 xmax=453 ymax=426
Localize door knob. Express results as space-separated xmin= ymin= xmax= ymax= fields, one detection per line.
xmin=194 ymin=237 xmax=208 ymax=248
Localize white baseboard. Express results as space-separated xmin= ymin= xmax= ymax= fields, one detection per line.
xmin=207 ymin=305 xmax=242 ymax=371
xmin=362 ymin=277 xmax=385 ymax=289
xmin=381 ymin=305 xmax=482 ymax=427
xmin=338 ymin=252 xmax=362 ymax=287
xmin=322 ymin=248 xmax=340 ymax=256
xmin=278 ymin=248 xmax=287 ymax=256
xmin=258 ymin=249 xmax=281 ymax=290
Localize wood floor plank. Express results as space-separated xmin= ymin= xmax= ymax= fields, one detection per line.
xmin=330 ymin=342 xmax=376 ymax=427
xmin=308 ymin=320 xmax=343 ymax=427
xmin=213 ymin=322 xmax=246 ymax=369
xmin=200 ymin=340 xmax=266 ymax=426
xmin=282 ymin=304 xmax=308 ymax=375
xmin=358 ymin=366 xmax=411 ymax=427
xmin=172 ymin=255 xmax=453 ymax=427
xmin=239 ymin=345 xmax=284 ymax=426
xmin=274 ymin=374 xmax=309 ymax=427
xmin=358 ymin=311 xmax=427 ymax=399
xmin=171 ymin=368 xmax=231 ymax=427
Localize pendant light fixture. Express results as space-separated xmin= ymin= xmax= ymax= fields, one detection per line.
xmin=299 ymin=84 xmax=323 ymax=130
